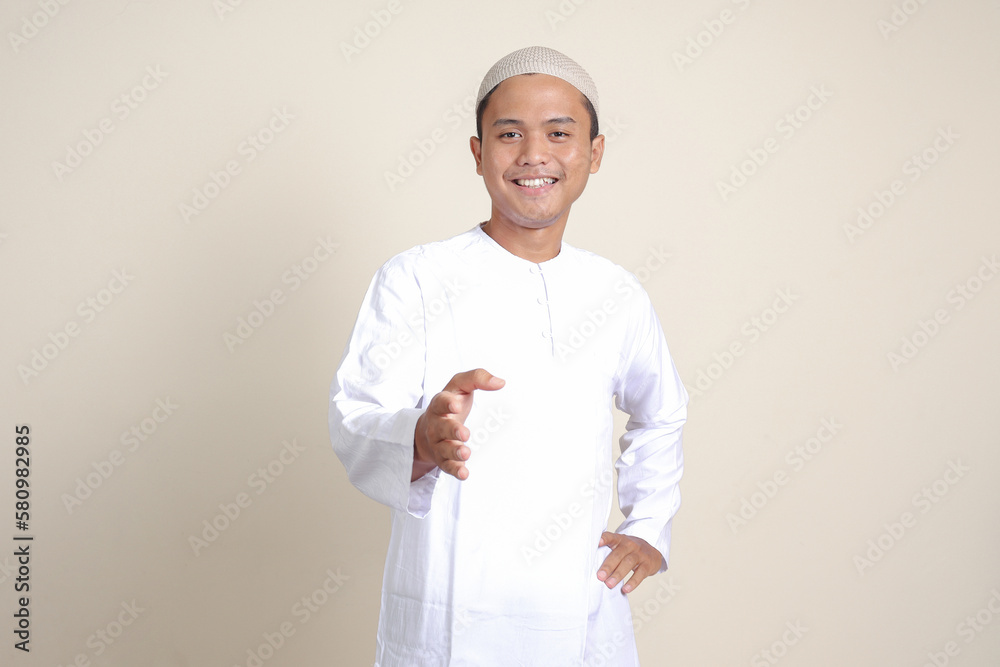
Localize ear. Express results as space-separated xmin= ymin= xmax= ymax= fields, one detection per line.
xmin=470 ymin=136 xmax=484 ymax=175
xmin=589 ymin=134 xmax=605 ymax=174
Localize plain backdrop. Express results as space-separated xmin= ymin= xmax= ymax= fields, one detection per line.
xmin=1 ymin=0 xmax=999 ymax=665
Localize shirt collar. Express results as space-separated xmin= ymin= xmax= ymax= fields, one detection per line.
xmin=473 ymin=222 xmax=567 ymax=271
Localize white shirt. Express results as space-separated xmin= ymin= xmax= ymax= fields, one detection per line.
xmin=329 ymin=224 xmax=687 ymax=666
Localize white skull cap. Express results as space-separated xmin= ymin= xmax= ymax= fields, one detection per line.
xmin=476 ymin=46 xmax=599 ymax=119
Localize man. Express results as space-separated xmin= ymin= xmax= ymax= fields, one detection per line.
xmin=330 ymin=46 xmax=687 ymax=666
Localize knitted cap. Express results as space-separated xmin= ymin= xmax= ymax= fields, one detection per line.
xmin=476 ymin=46 xmax=599 ymax=119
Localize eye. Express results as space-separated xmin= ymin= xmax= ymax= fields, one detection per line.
xmin=500 ymin=131 xmax=520 ymax=139
xmin=550 ymin=131 xmax=569 ymax=138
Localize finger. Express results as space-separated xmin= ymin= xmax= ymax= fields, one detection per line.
xmin=439 ymin=459 xmax=469 ymax=481
xmin=596 ymin=531 xmax=619 ymax=565
xmin=621 ymin=568 xmax=650 ymax=594
xmin=597 ymin=544 xmax=624 ymax=582
xmin=429 ymin=418 xmax=469 ymax=446
xmin=435 ymin=439 xmax=469 ymax=462
xmin=427 ymin=391 xmax=462 ymax=416
xmin=605 ymin=552 xmax=641 ymax=589
xmin=439 ymin=453 xmax=469 ymax=478
xmin=444 ymin=368 xmax=506 ymax=394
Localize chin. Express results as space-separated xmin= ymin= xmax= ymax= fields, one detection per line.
xmin=508 ymin=208 xmax=564 ymax=229
xmin=513 ymin=218 xmax=559 ymax=230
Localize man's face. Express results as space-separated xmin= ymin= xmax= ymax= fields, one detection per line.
xmin=471 ymin=73 xmax=604 ymax=232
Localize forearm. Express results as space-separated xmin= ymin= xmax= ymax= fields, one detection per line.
xmin=616 ymin=410 xmax=685 ymax=571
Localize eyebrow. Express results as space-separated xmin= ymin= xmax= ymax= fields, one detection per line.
xmin=492 ymin=116 xmax=577 ymax=128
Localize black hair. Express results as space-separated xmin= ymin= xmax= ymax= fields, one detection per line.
xmin=475 ymin=76 xmax=599 ymax=142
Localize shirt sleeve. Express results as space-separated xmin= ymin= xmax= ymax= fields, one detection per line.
xmin=612 ymin=285 xmax=688 ymax=573
xmin=328 ymin=254 xmax=440 ymax=517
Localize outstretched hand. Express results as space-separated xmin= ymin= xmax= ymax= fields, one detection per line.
xmin=412 ymin=368 xmax=505 ymax=481
xmin=597 ymin=532 xmax=663 ymax=594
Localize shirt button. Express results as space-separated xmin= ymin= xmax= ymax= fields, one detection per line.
xmin=537 ymin=297 xmax=547 ymax=305
xmin=541 ymin=330 xmax=551 ymax=338
xmin=529 ymin=266 xmax=541 ymax=274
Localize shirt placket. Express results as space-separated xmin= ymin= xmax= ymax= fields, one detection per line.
xmin=530 ymin=263 xmax=555 ymax=357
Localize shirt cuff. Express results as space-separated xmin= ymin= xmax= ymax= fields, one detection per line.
xmin=392 ymin=407 xmax=441 ymax=518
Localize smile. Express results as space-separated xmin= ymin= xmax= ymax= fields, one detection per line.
xmin=514 ymin=177 xmax=557 ymax=188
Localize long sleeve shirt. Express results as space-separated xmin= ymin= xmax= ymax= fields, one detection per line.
xmin=329 ymin=224 xmax=687 ymax=666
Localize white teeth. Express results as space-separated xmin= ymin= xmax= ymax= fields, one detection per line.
xmin=515 ymin=177 xmax=556 ymax=188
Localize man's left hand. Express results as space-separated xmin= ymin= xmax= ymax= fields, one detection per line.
xmin=596 ymin=532 xmax=663 ymax=594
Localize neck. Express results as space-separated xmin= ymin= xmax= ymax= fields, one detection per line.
xmin=481 ymin=216 xmax=566 ymax=264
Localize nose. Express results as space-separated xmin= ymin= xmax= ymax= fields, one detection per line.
xmin=517 ymin=131 xmax=549 ymax=166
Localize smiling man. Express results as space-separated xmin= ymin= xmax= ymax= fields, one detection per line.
xmin=330 ymin=46 xmax=687 ymax=666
